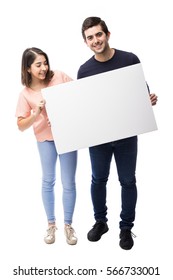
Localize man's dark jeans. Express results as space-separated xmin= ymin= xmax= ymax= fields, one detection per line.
xmin=89 ymin=136 xmax=138 ymax=229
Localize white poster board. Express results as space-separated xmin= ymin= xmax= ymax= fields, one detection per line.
xmin=42 ymin=63 xmax=157 ymax=154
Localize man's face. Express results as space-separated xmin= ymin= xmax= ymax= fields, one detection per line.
xmin=84 ymin=24 xmax=110 ymax=54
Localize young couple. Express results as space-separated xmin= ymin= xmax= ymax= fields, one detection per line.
xmin=15 ymin=17 xmax=157 ymax=249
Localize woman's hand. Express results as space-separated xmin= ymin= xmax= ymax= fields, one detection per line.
xmin=38 ymin=99 xmax=46 ymax=112
xmin=35 ymin=99 xmax=46 ymax=116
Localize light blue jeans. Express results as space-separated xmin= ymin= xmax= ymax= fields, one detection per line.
xmin=37 ymin=141 xmax=77 ymax=224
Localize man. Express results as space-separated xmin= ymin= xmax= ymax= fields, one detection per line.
xmin=77 ymin=16 xmax=157 ymax=250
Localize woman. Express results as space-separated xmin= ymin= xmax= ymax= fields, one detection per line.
xmin=16 ymin=47 xmax=77 ymax=245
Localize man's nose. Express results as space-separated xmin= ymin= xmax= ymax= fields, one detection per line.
xmin=93 ymin=36 xmax=99 ymax=43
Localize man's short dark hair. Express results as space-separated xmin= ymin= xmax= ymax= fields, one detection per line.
xmin=82 ymin=17 xmax=109 ymax=40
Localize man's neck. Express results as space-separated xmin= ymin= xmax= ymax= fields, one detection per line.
xmin=95 ymin=48 xmax=115 ymax=62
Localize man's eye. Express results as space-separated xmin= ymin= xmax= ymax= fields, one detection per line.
xmin=87 ymin=36 xmax=93 ymax=41
xmin=97 ymin=32 xmax=103 ymax=37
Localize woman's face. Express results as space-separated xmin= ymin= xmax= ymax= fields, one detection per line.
xmin=28 ymin=54 xmax=49 ymax=82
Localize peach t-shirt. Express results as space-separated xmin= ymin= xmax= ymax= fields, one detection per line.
xmin=15 ymin=70 xmax=73 ymax=142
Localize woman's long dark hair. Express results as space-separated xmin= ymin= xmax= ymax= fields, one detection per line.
xmin=21 ymin=47 xmax=54 ymax=87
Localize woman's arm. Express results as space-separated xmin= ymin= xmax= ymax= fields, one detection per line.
xmin=17 ymin=100 xmax=45 ymax=131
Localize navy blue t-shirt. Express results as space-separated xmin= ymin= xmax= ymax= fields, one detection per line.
xmin=77 ymin=49 xmax=140 ymax=79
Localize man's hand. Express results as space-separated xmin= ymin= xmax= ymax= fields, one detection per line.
xmin=150 ymin=93 xmax=158 ymax=106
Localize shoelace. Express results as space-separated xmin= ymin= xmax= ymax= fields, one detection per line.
xmin=47 ymin=226 xmax=57 ymax=236
xmin=121 ymin=229 xmax=137 ymax=238
xmin=65 ymin=225 xmax=75 ymax=238
xmin=93 ymin=222 xmax=104 ymax=229
xmin=131 ymin=231 xmax=137 ymax=238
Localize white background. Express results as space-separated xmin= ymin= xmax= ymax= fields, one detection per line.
xmin=0 ymin=0 xmax=172 ymax=279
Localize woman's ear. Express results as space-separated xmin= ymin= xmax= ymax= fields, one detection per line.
xmin=107 ymin=31 xmax=111 ymax=40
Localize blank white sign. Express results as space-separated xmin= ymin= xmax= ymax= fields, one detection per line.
xmin=42 ymin=63 xmax=157 ymax=154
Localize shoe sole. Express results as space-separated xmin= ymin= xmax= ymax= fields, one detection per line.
xmin=44 ymin=238 xmax=55 ymax=244
xmin=66 ymin=239 xmax=78 ymax=245
xmin=87 ymin=227 xmax=109 ymax=242
xmin=119 ymin=241 xmax=134 ymax=250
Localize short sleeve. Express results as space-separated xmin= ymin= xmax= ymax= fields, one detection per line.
xmin=15 ymin=92 xmax=31 ymax=118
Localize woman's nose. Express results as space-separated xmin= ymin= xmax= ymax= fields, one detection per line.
xmin=41 ymin=64 xmax=47 ymax=70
